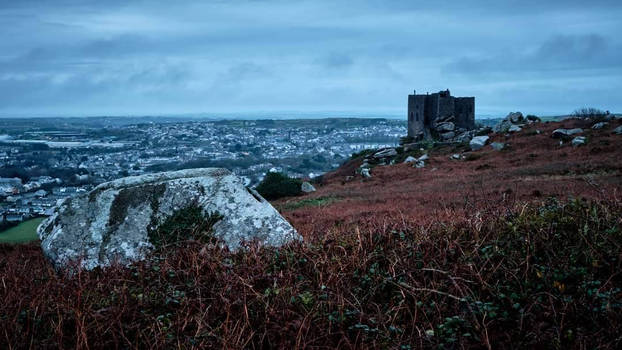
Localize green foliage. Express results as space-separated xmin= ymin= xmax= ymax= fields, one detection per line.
xmin=255 ymin=172 xmax=302 ymax=200
xmin=0 ymin=218 xmax=44 ymax=244
xmin=279 ymin=196 xmax=339 ymax=210
xmin=148 ymin=205 xmax=223 ymax=248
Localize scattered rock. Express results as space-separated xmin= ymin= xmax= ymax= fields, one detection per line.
xmin=494 ymin=112 xmax=525 ymax=133
xmin=451 ymin=154 xmax=461 ymax=160
xmin=373 ymin=148 xmax=397 ymax=159
xmin=301 ymin=181 xmax=316 ymax=193
xmin=592 ymin=122 xmax=608 ymax=130
xmin=508 ymin=125 xmax=522 ymax=133
xmin=508 ymin=112 xmax=524 ymax=124
xmin=470 ymin=136 xmax=490 ymax=151
xmin=571 ymin=136 xmax=586 ymax=146
xmin=414 ymin=161 xmax=425 ymax=168
xmin=435 ymin=122 xmax=455 ymax=132
xmin=361 ymin=168 xmax=372 ymax=178
xmin=418 ymin=154 xmax=429 ymax=161
xmin=613 ymin=125 xmax=622 ymax=135
xmin=490 ymin=142 xmax=505 ymax=151
xmin=403 ymin=156 xmax=417 ymax=163
xmin=526 ymin=115 xmax=541 ymax=123
xmin=37 ymin=168 xmax=301 ymax=270
xmin=552 ymin=128 xmax=583 ymax=140
xmin=439 ymin=131 xmax=456 ymax=140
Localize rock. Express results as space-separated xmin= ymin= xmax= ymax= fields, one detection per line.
xmin=414 ymin=161 xmax=425 ymax=168
xmin=361 ymin=168 xmax=371 ymax=178
xmin=439 ymin=131 xmax=456 ymax=140
xmin=451 ymin=154 xmax=461 ymax=160
xmin=508 ymin=125 xmax=522 ymax=133
xmin=614 ymin=125 xmax=622 ymax=135
xmin=435 ymin=122 xmax=455 ymax=132
xmin=37 ymin=168 xmax=301 ymax=270
xmin=490 ymin=142 xmax=505 ymax=151
xmin=301 ymin=181 xmax=316 ymax=193
xmin=345 ymin=176 xmax=354 ymax=182
xmin=571 ymin=136 xmax=586 ymax=146
xmin=526 ymin=115 xmax=541 ymax=123
xmin=469 ymin=136 xmax=489 ymax=151
xmin=373 ymin=148 xmax=397 ymax=159
xmin=592 ymin=122 xmax=608 ymax=129
xmin=403 ymin=156 xmax=417 ymax=163
xmin=436 ymin=114 xmax=455 ymax=123
xmin=508 ymin=112 xmax=524 ymax=124
xmin=552 ymin=128 xmax=583 ymax=140
xmin=418 ymin=154 xmax=429 ymax=161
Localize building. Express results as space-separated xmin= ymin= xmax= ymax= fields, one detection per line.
xmin=407 ymin=89 xmax=475 ymax=139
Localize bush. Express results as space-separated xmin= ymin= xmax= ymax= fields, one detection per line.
xmin=255 ymin=172 xmax=302 ymax=200
xmin=573 ymin=107 xmax=607 ymax=119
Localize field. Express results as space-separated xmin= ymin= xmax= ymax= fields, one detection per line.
xmin=0 ymin=118 xmax=621 ymax=349
xmin=0 ymin=217 xmax=43 ymax=244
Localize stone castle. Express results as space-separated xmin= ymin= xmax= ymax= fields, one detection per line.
xmin=407 ymin=89 xmax=475 ymax=139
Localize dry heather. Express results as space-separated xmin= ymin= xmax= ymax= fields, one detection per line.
xmin=1 ymin=118 xmax=622 ymax=349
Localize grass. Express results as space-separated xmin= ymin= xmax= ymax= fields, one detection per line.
xmin=0 ymin=217 xmax=43 ymax=244
xmin=278 ymin=195 xmax=340 ymax=210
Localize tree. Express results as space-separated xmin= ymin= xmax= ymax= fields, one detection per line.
xmin=255 ymin=172 xmax=302 ymax=200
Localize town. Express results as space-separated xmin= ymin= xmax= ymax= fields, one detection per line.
xmin=0 ymin=117 xmax=405 ymax=225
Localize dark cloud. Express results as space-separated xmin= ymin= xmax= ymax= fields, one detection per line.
xmin=0 ymin=0 xmax=621 ymax=116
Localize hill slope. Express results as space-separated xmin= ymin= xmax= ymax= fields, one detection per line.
xmin=1 ymin=118 xmax=621 ymax=349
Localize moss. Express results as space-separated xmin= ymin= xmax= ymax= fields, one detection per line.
xmin=107 ymin=184 xmax=167 ymax=232
xmin=148 ymin=205 xmax=223 ymax=249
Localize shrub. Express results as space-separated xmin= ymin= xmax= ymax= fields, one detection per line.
xmin=255 ymin=172 xmax=302 ymax=200
xmin=148 ymin=205 xmax=222 ymax=248
xmin=573 ymin=107 xmax=607 ymax=119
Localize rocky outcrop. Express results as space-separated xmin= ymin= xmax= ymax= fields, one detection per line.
xmin=37 ymin=168 xmax=301 ymax=270
xmin=301 ymin=181 xmax=316 ymax=193
xmin=614 ymin=125 xmax=622 ymax=135
xmin=572 ymin=136 xmax=586 ymax=146
xmin=470 ymin=136 xmax=489 ymax=151
xmin=552 ymin=128 xmax=583 ymax=141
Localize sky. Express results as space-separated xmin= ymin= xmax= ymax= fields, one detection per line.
xmin=1 ymin=0 xmax=621 ymax=118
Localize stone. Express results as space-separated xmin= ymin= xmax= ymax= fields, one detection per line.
xmin=571 ymin=136 xmax=586 ymax=146
xmin=508 ymin=125 xmax=522 ymax=133
xmin=37 ymin=168 xmax=301 ymax=270
xmin=552 ymin=128 xmax=583 ymax=140
xmin=403 ymin=156 xmax=417 ymax=163
xmin=439 ymin=131 xmax=456 ymax=140
xmin=435 ymin=122 xmax=455 ymax=132
xmin=614 ymin=125 xmax=622 ymax=135
xmin=490 ymin=142 xmax=505 ymax=151
xmin=592 ymin=122 xmax=608 ymax=129
xmin=301 ymin=181 xmax=316 ymax=193
xmin=361 ymin=168 xmax=371 ymax=178
xmin=508 ymin=112 xmax=524 ymax=124
xmin=373 ymin=148 xmax=397 ymax=159
xmin=469 ymin=135 xmax=489 ymax=151
xmin=414 ymin=161 xmax=425 ymax=168
xmin=451 ymin=154 xmax=461 ymax=160
xmin=418 ymin=154 xmax=429 ymax=161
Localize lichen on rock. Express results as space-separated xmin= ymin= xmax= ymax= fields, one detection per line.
xmin=37 ymin=168 xmax=301 ymax=270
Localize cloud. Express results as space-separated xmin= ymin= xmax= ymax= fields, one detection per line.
xmin=0 ymin=0 xmax=621 ymax=116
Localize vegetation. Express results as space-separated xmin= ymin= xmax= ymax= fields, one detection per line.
xmin=148 ymin=205 xmax=223 ymax=248
xmin=1 ymin=199 xmax=621 ymax=348
xmin=573 ymin=107 xmax=607 ymax=119
xmin=0 ymin=217 xmax=43 ymax=244
xmin=255 ymin=172 xmax=302 ymax=200
xmin=0 ymin=118 xmax=621 ymax=348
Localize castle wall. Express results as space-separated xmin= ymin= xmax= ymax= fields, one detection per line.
xmin=407 ymin=95 xmax=426 ymax=137
xmin=407 ymin=90 xmax=475 ymax=139
xmin=454 ymin=97 xmax=475 ymax=129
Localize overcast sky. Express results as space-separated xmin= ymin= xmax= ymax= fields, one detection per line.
xmin=1 ymin=0 xmax=621 ymax=117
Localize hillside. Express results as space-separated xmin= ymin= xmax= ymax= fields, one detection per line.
xmin=1 ymin=118 xmax=622 ymax=349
